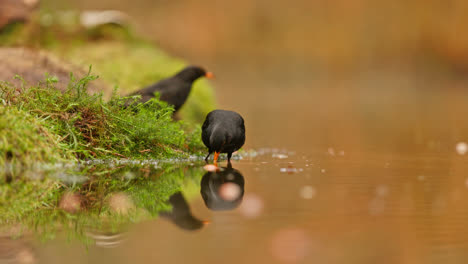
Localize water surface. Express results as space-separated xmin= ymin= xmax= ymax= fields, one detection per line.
xmin=3 ymin=147 xmax=468 ymax=264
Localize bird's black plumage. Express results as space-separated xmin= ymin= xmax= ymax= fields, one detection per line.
xmin=202 ymin=110 xmax=245 ymax=163
xmin=127 ymin=65 xmax=212 ymax=112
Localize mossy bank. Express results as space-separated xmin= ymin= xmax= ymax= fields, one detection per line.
xmin=0 ymin=10 xmax=216 ymax=166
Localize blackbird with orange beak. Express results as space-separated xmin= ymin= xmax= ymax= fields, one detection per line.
xmin=127 ymin=65 xmax=214 ymax=112
xmin=202 ymin=110 xmax=245 ymax=165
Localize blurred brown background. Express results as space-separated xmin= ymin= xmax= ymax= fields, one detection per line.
xmin=43 ymin=0 xmax=468 ymax=73
xmin=42 ymin=0 xmax=468 ymax=155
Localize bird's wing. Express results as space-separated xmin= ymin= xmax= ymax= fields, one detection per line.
xmin=130 ymin=77 xmax=173 ymax=97
xmin=201 ymin=117 xmax=212 ymax=148
xmin=159 ymin=81 xmax=191 ymax=105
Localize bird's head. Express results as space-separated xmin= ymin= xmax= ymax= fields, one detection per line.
xmin=176 ymin=65 xmax=214 ymax=83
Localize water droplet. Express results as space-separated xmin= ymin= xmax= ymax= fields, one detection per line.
xmin=272 ymin=153 xmax=288 ymax=159
xmin=299 ymin=186 xmax=316 ymax=199
xmin=203 ymin=164 xmax=218 ymax=172
xmin=456 ymin=142 xmax=468 ymax=155
xmin=280 ymin=167 xmax=299 ymax=173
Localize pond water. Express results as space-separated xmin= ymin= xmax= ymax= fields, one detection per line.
xmin=3 ymin=142 xmax=468 ymax=263
xmin=6 ymin=1 xmax=468 ymax=263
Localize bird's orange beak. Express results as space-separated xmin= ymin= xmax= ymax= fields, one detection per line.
xmin=202 ymin=220 xmax=211 ymax=225
xmin=205 ymin=72 xmax=214 ymax=79
xmin=213 ymin=151 xmax=220 ymax=166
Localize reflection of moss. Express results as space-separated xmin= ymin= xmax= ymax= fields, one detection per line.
xmin=0 ymin=162 xmax=205 ymax=242
xmin=127 ymin=164 xmax=205 ymax=216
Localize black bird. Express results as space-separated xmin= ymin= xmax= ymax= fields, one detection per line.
xmin=200 ymin=165 xmax=245 ymax=211
xmin=159 ymin=192 xmax=209 ymax=231
xmin=202 ymin=110 xmax=245 ymax=164
xmin=127 ymin=65 xmax=213 ymax=112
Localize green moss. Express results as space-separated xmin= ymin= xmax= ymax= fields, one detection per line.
xmin=0 ymin=107 xmax=70 ymax=168
xmin=1 ymin=71 xmax=206 ymax=164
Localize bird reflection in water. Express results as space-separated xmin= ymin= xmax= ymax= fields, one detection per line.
xmin=161 ymin=165 xmax=245 ymax=230
xmin=200 ymin=165 xmax=245 ymax=211
xmin=159 ymin=192 xmax=209 ymax=231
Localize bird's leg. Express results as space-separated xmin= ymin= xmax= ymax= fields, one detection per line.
xmin=213 ymin=151 xmax=220 ymax=166
xmin=227 ymin=152 xmax=232 ymax=162
xmin=204 ymin=152 xmax=211 ymax=162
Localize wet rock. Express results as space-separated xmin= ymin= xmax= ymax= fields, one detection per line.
xmin=0 ymin=47 xmax=110 ymax=94
xmin=0 ymin=0 xmax=39 ymax=30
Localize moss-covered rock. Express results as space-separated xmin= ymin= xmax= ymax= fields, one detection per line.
xmin=0 ymin=10 xmax=216 ymax=123
xmin=0 ymin=10 xmax=216 ymax=164
xmin=1 ymin=71 xmax=207 ymax=164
